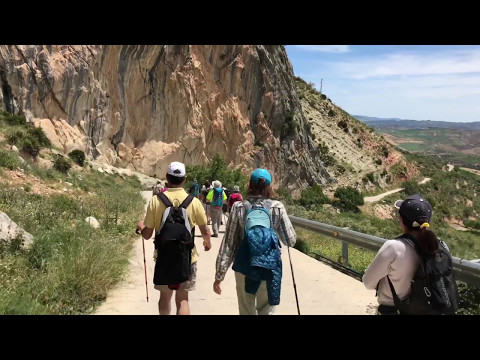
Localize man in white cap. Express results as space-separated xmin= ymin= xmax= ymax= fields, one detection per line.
xmin=136 ymin=161 xmax=211 ymax=315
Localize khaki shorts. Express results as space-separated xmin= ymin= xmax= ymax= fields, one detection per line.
xmin=154 ymin=262 xmax=197 ymax=292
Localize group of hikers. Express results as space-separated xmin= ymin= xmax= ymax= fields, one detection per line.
xmin=137 ymin=161 xmax=459 ymax=315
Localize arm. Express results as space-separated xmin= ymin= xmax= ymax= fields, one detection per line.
xmin=198 ymin=224 xmax=212 ymax=251
xmin=137 ymin=198 xmax=156 ymax=240
xmin=275 ymin=202 xmax=296 ymax=247
xmin=362 ymin=241 xmax=396 ymax=290
xmin=192 ymin=198 xmax=211 ymax=250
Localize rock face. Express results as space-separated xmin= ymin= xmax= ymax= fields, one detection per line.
xmin=0 ymin=45 xmax=332 ymax=190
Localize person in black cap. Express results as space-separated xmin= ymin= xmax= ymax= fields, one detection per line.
xmin=362 ymin=194 xmax=442 ymax=315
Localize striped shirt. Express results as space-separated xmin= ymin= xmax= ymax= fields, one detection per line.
xmin=215 ymin=197 xmax=296 ymax=281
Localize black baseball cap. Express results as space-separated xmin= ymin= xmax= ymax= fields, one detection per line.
xmin=394 ymin=194 xmax=433 ymax=227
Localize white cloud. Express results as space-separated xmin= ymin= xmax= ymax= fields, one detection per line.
xmin=294 ymin=45 xmax=351 ymax=53
xmin=331 ymin=49 xmax=480 ymax=79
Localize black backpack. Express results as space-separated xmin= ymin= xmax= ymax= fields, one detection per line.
xmin=153 ymin=193 xmax=195 ymax=285
xmin=387 ymin=234 xmax=459 ymax=315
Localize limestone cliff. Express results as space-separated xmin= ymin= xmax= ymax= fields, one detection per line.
xmin=0 ymin=45 xmax=332 ymax=190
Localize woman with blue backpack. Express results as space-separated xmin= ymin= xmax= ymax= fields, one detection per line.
xmin=213 ymin=168 xmax=297 ymax=315
xmin=206 ymin=180 xmax=227 ymax=237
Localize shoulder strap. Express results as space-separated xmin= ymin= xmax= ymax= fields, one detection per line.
xmin=386 ymin=275 xmax=401 ymax=306
xmin=157 ymin=192 xmax=173 ymax=207
xmin=243 ymin=200 xmax=252 ymax=212
xmin=180 ymin=194 xmax=195 ymax=209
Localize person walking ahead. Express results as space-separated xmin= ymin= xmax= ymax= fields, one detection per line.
xmin=213 ymin=168 xmax=296 ymax=315
xmin=136 ymin=161 xmax=211 ymax=315
xmin=206 ymin=180 xmax=227 ymax=237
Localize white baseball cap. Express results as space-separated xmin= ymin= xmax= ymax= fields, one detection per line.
xmin=167 ymin=161 xmax=186 ymax=177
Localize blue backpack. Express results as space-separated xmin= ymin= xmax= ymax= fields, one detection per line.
xmin=189 ymin=182 xmax=200 ymax=197
xmin=232 ymin=200 xmax=282 ymax=305
xmin=212 ymin=187 xmax=224 ymax=207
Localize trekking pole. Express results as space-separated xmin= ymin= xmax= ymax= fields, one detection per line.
xmin=137 ymin=229 xmax=149 ymax=302
xmin=286 ymin=245 xmax=300 ymax=315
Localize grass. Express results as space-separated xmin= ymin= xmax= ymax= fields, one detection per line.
xmin=0 ymin=162 xmax=145 ymax=314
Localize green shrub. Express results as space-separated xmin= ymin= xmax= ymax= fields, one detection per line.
xmin=53 ymin=156 xmax=72 ymax=173
xmin=0 ymin=111 xmax=27 ymax=126
xmin=366 ymin=172 xmax=375 ymax=183
xmin=68 ymin=150 xmax=86 ymax=167
xmin=0 ymin=150 xmax=20 ymax=170
xmin=401 ymin=180 xmax=419 ymax=196
xmin=7 ymin=131 xmax=25 ymax=145
xmin=333 ymin=186 xmax=364 ymax=213
xmin=318 ymin=142 xmax=336 ymax=166
xmin=21 ymin=138 xmax=41 ymax=157
xmin=297 ymin=185 xmax=330 ymax=209
xmin=27 ymin=126 xmax=51 ymax=148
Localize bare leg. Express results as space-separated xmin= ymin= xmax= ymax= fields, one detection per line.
xmin=158 ymin=289 xmax=174 ymax=315
xmin=175 ymin=290 xmax=190 ymax=315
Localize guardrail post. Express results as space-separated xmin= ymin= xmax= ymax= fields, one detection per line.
xmin=342 ymin=241 xmax=349 ymax=266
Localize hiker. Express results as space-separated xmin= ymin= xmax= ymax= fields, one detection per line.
xmin=362 ymin=194 xmax=458 ymax=315
xmin=227 ymin=185 xmax=243 ymax=213
xmin=188 ymin=179 xmax=201 ymax=199
xmin=213 ymin=168 xmax=296 ymax=315
xmin=152 ymin=181 xmax=163 ymax=195
xmin=136 ymin=161 xmax=212 ymax=315
xmin=202 ymin=180 xmax=212 ymax=225
xmin=206 ymin=180 xmax=227 ymax=237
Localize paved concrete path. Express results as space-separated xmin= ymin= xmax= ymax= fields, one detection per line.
xmin=94 ymin=191 xmax=377 ymax=315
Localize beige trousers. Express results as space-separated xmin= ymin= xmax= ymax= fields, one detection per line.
xmin=234 ymin=271 xmax=276 ymax=315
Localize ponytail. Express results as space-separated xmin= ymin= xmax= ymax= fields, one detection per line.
xmin=416 ymin=226 xmax=439 ymax=252
xmin=400 ymin=215 xmax=439 ymax=252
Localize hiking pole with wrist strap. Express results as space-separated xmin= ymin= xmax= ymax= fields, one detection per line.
xmin=286 ymin=244 xmax=300 ymax=315
xmin=137 ymin=228 xmax=149 ymax=302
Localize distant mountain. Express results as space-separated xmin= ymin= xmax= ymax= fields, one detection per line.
xmin=353 ymin=115 xmax=480 ymax=131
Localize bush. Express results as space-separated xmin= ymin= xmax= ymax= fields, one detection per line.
xmin=366 ymin=172 xmax=375 ymax=183
xmin=68 ymin=150 xmax=86 ymax=167
xmin=318 ymin=142 xmax=336 ymax=166
xmin=0 ymin=111 xmax=27 ymax=126
xmin=297 ymin=185 xmax=330 ymax=209
xmin=401 ymin=180 xmax=419 ymax=196
xmin=21 ymin=138 xmax=41 ymax=157
xmin=0 ymin=150 xmax=20 ymax=170
xmin=6 ymin=125 xmax=50 ymax=157
xmin=53 ymin=156 xmax=72 ymax=173
xmin=333 ymin=186 xmax=364 ymax=213
xmin=27 ymin=126 xmax=51 ymax=148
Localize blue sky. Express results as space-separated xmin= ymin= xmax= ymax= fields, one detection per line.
xmin=285 ymin=45 xmax=480 ymax=123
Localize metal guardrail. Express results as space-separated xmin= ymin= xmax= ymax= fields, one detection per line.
xmin=289 ymin=215 xmax=480 ymax=286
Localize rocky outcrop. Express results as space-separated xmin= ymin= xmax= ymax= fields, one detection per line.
xmin=0 ymin=211 xmax=34 ymax=248
xmin=0 ymin=45 xmax=333 ymax=190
